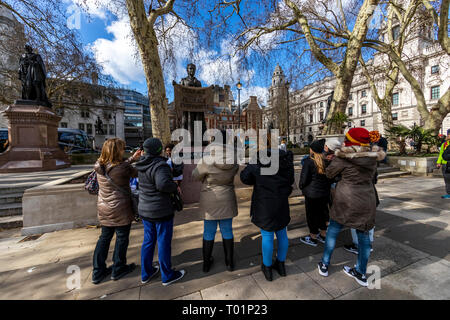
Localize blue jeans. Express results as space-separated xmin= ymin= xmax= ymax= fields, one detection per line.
xmin=321 ymin=219 xmax=372 ymax=275
xmin=141 ymin=219 xmax=175 ymax=283
xmin=351 ymin=228 xmax=374 ymax=245
xmin=260 ymin=228 xmax=289 ymax=267
xmin=203 ymin=218 xmax=233 ymax=241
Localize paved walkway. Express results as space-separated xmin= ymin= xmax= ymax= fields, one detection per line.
xmin=0 ymin=176 xmax=449 ymax=300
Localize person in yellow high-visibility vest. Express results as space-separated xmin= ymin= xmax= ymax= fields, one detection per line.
xmin=437 ymin=129 xmax=450 ymax=199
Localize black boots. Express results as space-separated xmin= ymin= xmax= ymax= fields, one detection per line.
xmin=202 ymin=239 xmax=214 ymax=273
xmin=261 ymin=263 xmax=273 ymax=281
xmin=203 ymin=238 xmax=234 ymax=272
xmin=223 ymin=238 xmax=234 ymax=271
xmin=272 ymin=259 xmax=286 ymax=277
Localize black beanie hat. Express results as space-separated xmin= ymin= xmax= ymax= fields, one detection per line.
xmin=310 ymin=139 xmax=325 ymax=153
xmin=143 ymin=137 xmax=163 ymax=155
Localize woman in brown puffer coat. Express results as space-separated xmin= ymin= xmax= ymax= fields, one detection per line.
xmin=91 ymin=138 xmax=142 ymax=284
xmin=317 ymin=128 xmax=385 ymax=288
xmin=192 ymin=136 xmax=239 ymax=273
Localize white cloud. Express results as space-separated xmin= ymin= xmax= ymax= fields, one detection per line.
xmin=239 ymin=86 xmax=269 ymax=106
xmin=81 ymin=2 xmax=268 ymax=104
xmin=89 ymin=16 xmax=144 ymax=85
xmin=69 ymin=0 xmax=113 ymax=20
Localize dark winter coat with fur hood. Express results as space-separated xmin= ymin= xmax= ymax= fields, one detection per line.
xmin=326 ymin=145 xmax=385 ymax=231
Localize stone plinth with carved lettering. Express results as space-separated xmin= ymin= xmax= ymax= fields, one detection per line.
xmin=173 ymin=83 xmax=214 ymax=139
xmin=0 ymin=102 xmax=70 ymax=173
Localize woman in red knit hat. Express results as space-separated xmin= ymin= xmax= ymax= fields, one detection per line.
xmin=317 ymin=128 xmax=385 ymax=287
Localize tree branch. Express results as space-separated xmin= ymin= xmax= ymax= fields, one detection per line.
xmin=148 ymin=0 xmax=175 ymax=25
xmin=284 ymin=0 xmax=339 ymax=75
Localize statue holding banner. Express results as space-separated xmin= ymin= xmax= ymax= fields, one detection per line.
xmin=173 ymin=63 xmax=213 ymax=143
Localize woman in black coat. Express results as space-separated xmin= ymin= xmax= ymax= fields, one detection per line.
xmin=240 ymin=140 xmax=295 ymax=282
xmin=299 ymin=139 xmax=332 ymax=247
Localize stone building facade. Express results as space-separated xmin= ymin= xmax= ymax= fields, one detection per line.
xmin=109 ymin=88 xmax=151 ymax=147
xmin=168 ymin=84 xmax=264 ymax=133
xmin=265 ymin=21 xmax=449 ymax=145
xmin=0 ymin=6 xmax=23 ymax=128
xmin=54 ymin=83 xmax=125 ymax=148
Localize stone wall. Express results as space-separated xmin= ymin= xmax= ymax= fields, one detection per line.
xmin=22 ymin=183 xmax=98 ymax=236
xmin=388 ymin=156 xmax=438 ymax=176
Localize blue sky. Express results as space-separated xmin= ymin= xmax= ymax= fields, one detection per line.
xmin=67 ymin=0 xmax=275 ymax=104
xmin=66 ymin=0 xmax=376 ymax=105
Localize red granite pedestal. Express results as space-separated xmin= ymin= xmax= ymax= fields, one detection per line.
xmin=0 ymin=102 xmax=70 ymax=173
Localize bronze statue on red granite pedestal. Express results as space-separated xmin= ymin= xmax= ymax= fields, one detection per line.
xmin=18 ymin=45 xmax=52 ymax=108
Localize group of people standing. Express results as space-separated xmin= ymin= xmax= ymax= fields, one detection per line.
xmin=90 ymin=127 xmax=385 ymax=288
xmin=299 ymin=128 xmax=385 ymax=286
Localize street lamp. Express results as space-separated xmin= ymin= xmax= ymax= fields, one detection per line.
xmin=286 ymin=80 xmax=290 ymax=142
xmin=113 ymin=107 xmax=117 ymax=137
xmin=236 ymin=79 xmax=242 ymax=129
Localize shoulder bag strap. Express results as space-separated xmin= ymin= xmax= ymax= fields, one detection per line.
xmin=102 ymin=165 xmax=131 ymax=196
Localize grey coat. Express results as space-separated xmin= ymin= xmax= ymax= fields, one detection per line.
xmin=192 ymin=144 xmax=239 ymax=220
xmin=326 ymin=145 xmax=385 ymax=231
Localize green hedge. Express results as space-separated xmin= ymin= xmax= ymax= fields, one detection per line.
xmin=289 ymin=147 xmax=310 ymax=155
xmin=69 ymin=152 xmax=134 ymax=165
xmin=69 ymin=153 xmax=99 ymax=165
xmin=388 ymin=153 xmax=439 ymax=157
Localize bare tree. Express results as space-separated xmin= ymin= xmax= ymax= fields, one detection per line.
xmin=0 ymin=0 xmax=109 ymax=110
xmin=213 ymin=0 xmax=381 ymax=134
xmin=122 ymin=0 xmax=205 ymax=144
xmin=359 ymin=0 xmax=423 ymax=134
xmin=363 ymin=0 xmax=449 ymax=134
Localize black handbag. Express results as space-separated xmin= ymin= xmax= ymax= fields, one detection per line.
xmin=102 ymin=165 xmax=140 ymax=222
xmin=170 ymin=189 xmax=183 ymax=212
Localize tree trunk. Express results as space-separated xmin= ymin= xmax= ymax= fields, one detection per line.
xmin=126 ymin=0 xmax=171 ymax=145
xmin=423 ymin=89 xmax=450 ymax=135
xmin=325 ymin=76 xmax=353 ymax=134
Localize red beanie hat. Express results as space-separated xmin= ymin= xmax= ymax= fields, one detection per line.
xmin=345 ymin=128 xmax=370 ymax=147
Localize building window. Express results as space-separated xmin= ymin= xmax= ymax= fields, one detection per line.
xmin=219 ymin=94 xmax=225 ymax=102
xmin=392 ymin=93 xmax=399 ymax=106
xmin=78 ymin=123 xmax=85 ymax=131
xmin=56 ymin=107 xmax=65 ymax=116
xmin=392 ymin=112 xmax=398 ymax=120
xmin=309 ymin=114 xmax=313 ymax=123
xmin=109 ymin=125 xmax=115 ymax=135
xmin=320 ymin=102 xmax=323 ymax=108
xmin=360 ymin=120 xmax=365 ymax=126
xmin=320 ymin=110 xmax=324 ymax=121
xmin=349 ymin=93 xmax=353 ymax=101
xmin=392 ymin=25 xmax=400 ymax=41
xmin=348 ymin=107 xmax=353 ymax=116
xmin=81 ymin=110 xmax=90 ymax=118
xmin=60 ymin=122 xmax=68 ymax=128
xmin=431 ymin=65 xmax=439 ymax=74
xmin=361 ymin=90 xmax=367 ymax=98
xmin=309 ymin=127 xmax=312 ymax=132
xmin=86 ymin=123 xmax=93 ymax=135
xmin=431 ymin=86 xmax=440 ymax=100
xmin=361 ymin=104 xmax=367 ymax=114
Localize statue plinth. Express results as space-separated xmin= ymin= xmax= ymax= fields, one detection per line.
xmin=173 ymin=84 xmax=214 ymax=141
xmin=0 ymin=102 xmax=70 ymax=173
